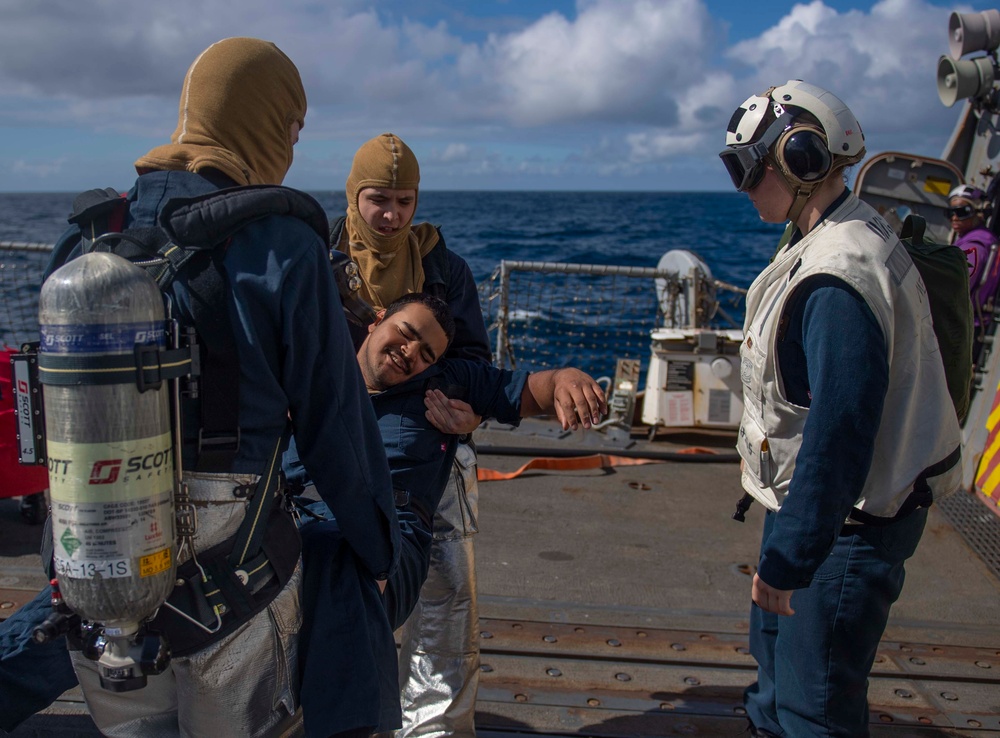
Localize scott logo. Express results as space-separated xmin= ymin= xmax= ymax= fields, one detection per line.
xmin=90 ymin=459 xmax=122 ymax=485
xmin=135 ymin=328 xmax=165 ymax=343
xmin=15 ymin=380 xmax=31 ymax=421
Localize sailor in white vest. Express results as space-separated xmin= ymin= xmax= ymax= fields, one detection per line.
xmin=719 ymin=81 xmax=962 ymax=738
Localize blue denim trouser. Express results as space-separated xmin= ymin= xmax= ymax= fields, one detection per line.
xmin=744 ymin=506 xmax=927 ymax=738
xmin=0 ymin=585 xmax=78 ymax=732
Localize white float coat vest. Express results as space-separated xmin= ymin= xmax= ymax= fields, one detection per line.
xmin=737 ymin=193 xmax=962 ymax=516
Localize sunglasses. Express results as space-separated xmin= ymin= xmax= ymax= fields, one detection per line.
xmin=945 ymin=204 xmax=976 ymax=219
xmin=719 ymin=112 xmax=794 ymax=192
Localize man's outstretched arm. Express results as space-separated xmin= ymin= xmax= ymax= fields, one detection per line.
xmin=425 ymin=366 xmax=606 ymax=433
xmin=520 ymin=367 xmax=606 ymax=430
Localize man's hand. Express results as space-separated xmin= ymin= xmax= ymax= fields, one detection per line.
xmin=752 ymin=573 xmax=795 ymax=616
xmin=550 ymin=368 xmax=607 ymax=431
xmin=424 ymin=391 xmax=482 ymax=435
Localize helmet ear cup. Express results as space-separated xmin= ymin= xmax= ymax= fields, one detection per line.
xmin=774 ymin=124 xmax=832 ymax=186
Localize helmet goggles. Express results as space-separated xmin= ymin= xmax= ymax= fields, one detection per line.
xmin=945 ymin=203 xmax=977 ymax=219
xmin=719 ymin=112 xmax=793 ymax=192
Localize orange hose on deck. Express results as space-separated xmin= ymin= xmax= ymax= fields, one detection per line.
xmin=477 ymin=447 xmax=720 ymax=482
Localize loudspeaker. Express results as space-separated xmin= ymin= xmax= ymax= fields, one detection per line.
xmin=937 ymin=55 xmax=996 ymax=107
xmin=948 ymin=10 xmax=1000 ymax=59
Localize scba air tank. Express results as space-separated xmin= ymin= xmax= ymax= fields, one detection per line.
xmin=39 ymin=251 xmax=176 ymax=631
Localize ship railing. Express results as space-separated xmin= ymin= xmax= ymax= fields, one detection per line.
xmin=3 ymin=243 xmax=749 ymax=389
xmin=0 ymin=242 xmax=53 ymax=350
xmin=477 ymin=259 xmax=747 ymax=383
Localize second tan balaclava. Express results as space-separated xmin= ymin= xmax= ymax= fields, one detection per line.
xmin=340 ymin=133 xmax=439 ymax=309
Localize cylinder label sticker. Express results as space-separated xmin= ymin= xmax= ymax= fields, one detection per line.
xmin=40 ymin=321 xmax=166 ymax=354
xmin=46 ymin=434 xmax=173 ymax=503
xmin=139 ymin=547 xmax=173 ymax=578
xmin=48 ymin=434 xmax=175 ymax=579
xmin=50 ymin=490 xmax=174 ymax=579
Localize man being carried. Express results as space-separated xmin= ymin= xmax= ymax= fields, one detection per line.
xmin=291 ymin=291 xmax=605 ymax=736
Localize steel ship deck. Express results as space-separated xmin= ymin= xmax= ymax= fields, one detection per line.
xmin=2 ymin=420 xmax=999 ymax=737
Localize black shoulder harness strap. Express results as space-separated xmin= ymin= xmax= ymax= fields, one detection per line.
xmin=151 ymin=429 xmax=300 ymax=657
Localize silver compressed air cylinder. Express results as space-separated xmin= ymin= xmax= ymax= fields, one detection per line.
xmin=39 ymin=251 xmax=177 ymax=629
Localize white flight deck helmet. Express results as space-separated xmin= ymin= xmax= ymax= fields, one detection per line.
xmin=719 ymin=80 xmax=867 ymax=222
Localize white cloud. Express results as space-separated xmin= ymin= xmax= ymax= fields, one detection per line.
xmin=0 ymin=0 xmax=976 ymax=190
xmin=462 ymin=0 xmax=723 ymax=127
xmin=726 ymin=0 xmax=954 ymax=137
xmin=435 ymin=143 xmax=474 ymax=163
xmin=11 ymin=157 xmax=67 ymax=178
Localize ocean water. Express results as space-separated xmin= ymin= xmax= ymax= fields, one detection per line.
xmin=0 ymin=190 xmax=782 ymax=284
xmin=0 ymin=190 xmax=783 ymax=376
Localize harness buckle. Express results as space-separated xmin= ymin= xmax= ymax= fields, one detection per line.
xmin=197 ymin=428 xmax=241 ymax=455
xmin=134 ymin=343 xmax=164 ymax=393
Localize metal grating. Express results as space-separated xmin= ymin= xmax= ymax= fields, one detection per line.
xmin=937 ymin=492 xmax=1000 ymax=582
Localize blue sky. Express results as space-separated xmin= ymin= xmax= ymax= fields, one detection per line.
xmin=0 ymin=0 xmax=995 ymax=192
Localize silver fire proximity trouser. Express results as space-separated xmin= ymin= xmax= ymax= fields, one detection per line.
xmin=70 ymin=471 xmax=303 ymax=738
xmin=396 ymin=441 xmax=480 ymax=738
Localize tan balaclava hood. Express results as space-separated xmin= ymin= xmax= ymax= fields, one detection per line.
xmin=340 ymin=133 xmax=439 ymax=309
xmin=134 ymin=37 xmax=306 ymax=186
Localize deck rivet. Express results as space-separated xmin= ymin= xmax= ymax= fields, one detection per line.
xmin=941 ymin=692 xmax=959 ymax=701
xmin=879 ymin=714 xmax=894 ymax=723
xmin=512 ymin=623 xmax=523 ymax=630
xmin=480 ymin=664 xmax=493 ymax=673
xmin=543 ymin=635 xmax=558 ymax=643
xmin=684 ymin=676 xmax=700 ymax=686
xmin=607 ymin=639 xmax=621 ymax=647
xmin=0 ymin=602 xmax=14 ymax=610
xmin=574 ymin=627 xmax=585 ymax=633
xmin=968 ymin=720 xmax=983 ymax=728
xmin=974 ymin=661 xmax=991 ymax=669
xmin=546 ymin=668 xmax=562 ymax=677
xmin=671 ymin=643 xmax=687 ymax=651
xmin=615 ymin=672 xmax=632 ymax=682
xmin=918 ymin=717 xmax=933 ymax=725
xmin=733 ymin=707 xmax=746 ymax=716
xmin=514 ymin=694 xmax=528 ymax=702
xmin=480 ymin=631 xmax=493 ymax=639
xmin=874 ymin=655 xmax=886 ymax=663
xmin=736 ymin=646 xmax=750 ymax=655
xmin=895 ymin=689 xmax=913 ymax=699
xmin=636 ymin=631 xmax=647 ymax=638
xmin=587 ymin=698 xmax=600 ymax=707
xmin=909 ymin=657 xmax=926 ymax=665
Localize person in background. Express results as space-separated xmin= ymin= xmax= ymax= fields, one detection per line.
xmin=947 ymin=184 xmax=999 ymax=338
xmin=719 ymin=80 xmax=962 ymax=737
xmin=332 ymin=133 xmax=490 ymax=738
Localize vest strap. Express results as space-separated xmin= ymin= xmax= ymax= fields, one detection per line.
xmin=848 ymin=445 xmax=961 ymax=526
